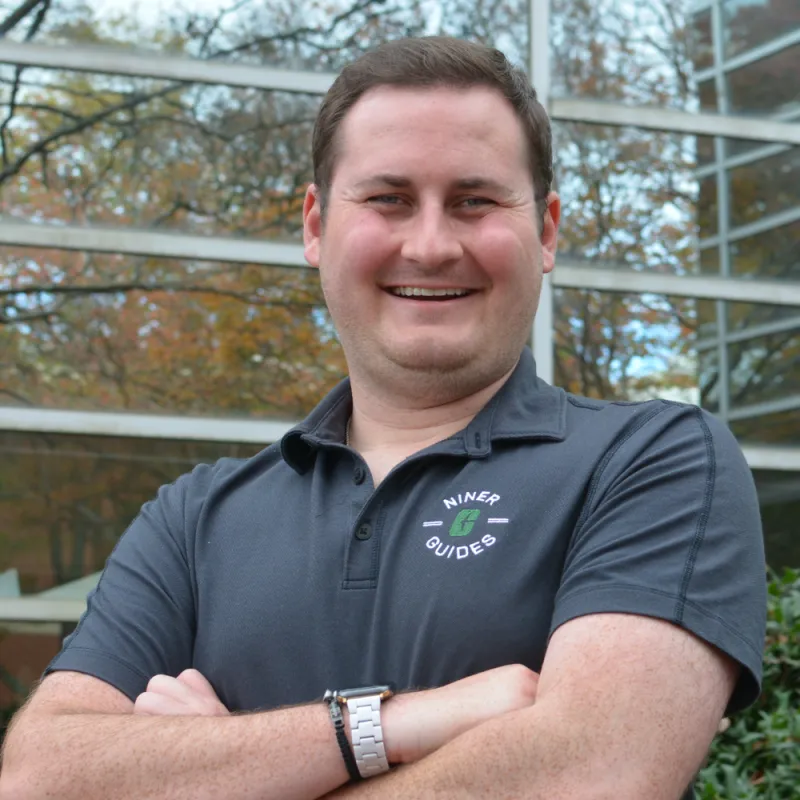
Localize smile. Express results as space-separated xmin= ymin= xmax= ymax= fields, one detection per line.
xmin=388 ymin=287 xmax=473 ymax=299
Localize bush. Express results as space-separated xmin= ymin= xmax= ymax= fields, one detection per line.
xmin=695 ymin=569 xmax=800 ymax=799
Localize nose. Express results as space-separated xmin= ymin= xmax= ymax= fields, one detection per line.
xmin=400 ymin=204 xmax=464 ymax=268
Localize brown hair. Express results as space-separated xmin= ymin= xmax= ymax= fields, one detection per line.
xmin=312 ymin=36 xmax=553 ymax=223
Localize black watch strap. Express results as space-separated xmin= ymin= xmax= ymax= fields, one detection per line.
xmin=325 ymin=694 xmax=362 ymax=782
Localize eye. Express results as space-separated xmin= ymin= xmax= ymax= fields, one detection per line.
xmin=367 ymin=194 xmax=405 ymax=205
xmin=458 ymin=197 xmax=495 ymax=209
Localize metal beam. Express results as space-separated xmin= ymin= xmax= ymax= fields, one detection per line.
xmin=0 ymin=407 xmax=296 ymax=443
xmin=741 ymin=444 xmax=800 ymax=471
xmin=552 ymin=261 xmax=800 ymax=306
xmin=696 ymin=314 xmax=800 ymax=351
xmin=699 ymin=206 xmax=800 ymax=250
xmin=551 ymin=98 xmax=800 ymax=146
xmin=0 ymin=40 xmax=335 ymax=95
xmin=0 ymin=220 xmax=310 ymax=267
xmin=728 ymin=394 xmax=800 ymax=423
xmin=695 ymin=27 xmax=800 ymax=82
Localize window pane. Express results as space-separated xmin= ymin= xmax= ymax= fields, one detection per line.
xmin=731 ymin=408 xmax=800 ymax=445
xmin=728 ymin=329 xmax=800 ymax=409
xmin=724 ymin=0 xmax=800 ymax=60
xmin=728 ymin=147 xmax=800 ymax=229
xmin=551 ymin=0 xmax=715 ymax=113
xmin=0 ymin=0 xmax=529 ymax=71
xmin=0 ymin=66 xmax=317 ymax=239
xmin=699 ymin=347 xmax=720 ymax=414
xmin=752 ymin=469 xmax=800 ymax=570
xmin=0 ymin=247 xmax=346 ymax=416
xmin=727 ymin=44 xmax=800 ymax=116
xmin=555 ymin=123 xmax=713 ymax=273
xmin=729 ymin=218 xmax=800 ymax=281
xmin=726 ymin=301 xmax=800 ymax=333
xmin=0 ymin=431 xmax=262 ymax=595
xmin=553 ymin=289 xmax=703 ymax=405
xmin=698 ymin=79 xmax=718 ymax=113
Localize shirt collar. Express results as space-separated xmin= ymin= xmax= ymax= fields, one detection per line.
xmin=281 ymin=347 xmax=566 ymax=473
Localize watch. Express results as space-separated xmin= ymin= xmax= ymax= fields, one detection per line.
xmin=323 ymin=685 xmax=395 ymax=779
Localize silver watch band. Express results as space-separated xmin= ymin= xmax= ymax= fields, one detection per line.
xmin=347 ymin=695 xmax=390 ymax=778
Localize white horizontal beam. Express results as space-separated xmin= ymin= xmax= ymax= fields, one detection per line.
xmin=0 ymin=597 xmax=85 ymax=622
xmin=552 ymin=262 xmax=800 ymax=306
xmin=551 ymin=98 xmax=800 ymax=145
xmin=0 ymin=40 xmax=335 ymax=95
xmin=0 ymin=407 xmax=296 ymax=443
xmin=741 ymin=445 xmax=800 ymax=472
xmin=0 ymin=220 xmax=310 ymax=267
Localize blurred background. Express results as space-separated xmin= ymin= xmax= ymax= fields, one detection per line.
xmin=0 ymin=0 xmax=798 ymax=727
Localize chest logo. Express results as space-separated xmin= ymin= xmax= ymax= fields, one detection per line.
xmin=422 ymin=491 xmax=508 ymax=561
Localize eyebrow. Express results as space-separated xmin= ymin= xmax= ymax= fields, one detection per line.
xmin=353 ymin=174 xmax=519 ymax=199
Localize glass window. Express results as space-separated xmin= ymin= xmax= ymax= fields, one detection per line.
xmin=553 ymin=289 xmax=702 ymax=405
xmin=698 ymin=347 xmax=721 ymax=414
xmin=698 ymin=79 xmax=718 ymax=113
xmin=728 ymin=329 xmax=800 ymax=409
xmin=728 ymin=147 xmax=800 ymax=229
xmin=0 ymin=431 xmax=263 ymax=595
xmin=692 ymin=8 xmax=715 ymax=71
xmin=698 ymin=174 xmax=719 ymax=238
xmin=0 ymin=0 xmax=529 ymax=71
xmin=0 ymin=66 xmax=318 ymax=239
xmin=550 ymin=0 xmax=704 ymax=112
xmin=729 ymin=218 xmax=800 ymax=282
xmin=698 ymin=246 xmax=721 ymax=275
xmin=752 ymin=469 xmax=800 ymax=569
xmin=731 ymin=408 xmax=800 ymax=445
xmin=554 ymin=123 xmax=713 ymax=272
xmin=724 ymin=0 xmax=800 ymax=60
xmin=726 ymin=300 xmax=800 ymax=333
xmin=0 ymin=246 xmax=346 ymax=417
xmin=727 ymin=43 xmax=800 ymax=116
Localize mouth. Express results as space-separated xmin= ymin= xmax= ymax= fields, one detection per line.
xmin=385 ymin=287 xmax=476 ymax=301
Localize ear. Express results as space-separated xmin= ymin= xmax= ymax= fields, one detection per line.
xmin=540 ymin=192 xmax=560 ymax=275
xmin=303 ymin=184 xmax=322 ymax=269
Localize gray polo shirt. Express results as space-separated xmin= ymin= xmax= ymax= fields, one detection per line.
xmin=47 ymin=347 xmax=766 ymax=728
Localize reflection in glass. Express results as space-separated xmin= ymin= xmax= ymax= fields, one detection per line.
xmin=723 ymin=0 xmax=800 ymax=60
xmin=728 ymin=329 xmax=800 ymax=409
xmin=0 ymin=432 xmax=263 ymax=594
xmin=727 ymin=44 xmax=800 ymax=116
xmin=728 ymin=147 xmax=800 ymax=229
xmin=553 ymin=289 xmax=700 ymax=404
xmin=752 ymin=469 xmax=800 ymax=569
xmin=0 ymin=247 xmax=347 ymax=417
xmin=551 ymin=0 xmax=709 ymax=113
xmin=698 ymin=79 xmax=717 ymax=113
xmin=698 ymin=347 xmax=720 ymax=414
xmin=729 ymin=218 xmax=800 ymax=282
xmin=0 ymin=67 xmax=317 ymax=238
xmin=698 ymin=175 xmax=719 ymax=238
xmin=731 ymin=408 xmax=800 ymax=445
xmin=726 ymin=301 xmax=800 ymax=333
xmin=692 ymin=8 xmax=714 ymax=71
xmin=0 ymin=0 xmax=529 ymax=72
xmin=555 ymin=123 xmax=710 ymax=274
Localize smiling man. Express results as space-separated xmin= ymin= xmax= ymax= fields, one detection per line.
xmin=1 ymin=37 xmax=766 ymax=800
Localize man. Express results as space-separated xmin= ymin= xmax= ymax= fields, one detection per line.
xmin=1 ymin=37 xmax=765 ymax=800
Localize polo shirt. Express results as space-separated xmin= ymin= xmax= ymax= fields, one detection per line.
xmin=46 ymin=348 xmax=766 ymax=787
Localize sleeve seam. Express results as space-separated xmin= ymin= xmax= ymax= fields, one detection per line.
xmin=55 ymin=646 xmax=151 ymax=682
xmin=556 ymin=582 xmax=763 ymax=661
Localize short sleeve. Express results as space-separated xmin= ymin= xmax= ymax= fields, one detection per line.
xmin=550 ymin=403 xmax=767 ymax=715
xmin=43 ymin=464 xmax=211 ymax=701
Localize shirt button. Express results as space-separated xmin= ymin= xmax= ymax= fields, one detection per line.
xmin=355 ymin=523 xmax=372 ymax=541
xmin=353 ymin=465 xmax=366 ymax=485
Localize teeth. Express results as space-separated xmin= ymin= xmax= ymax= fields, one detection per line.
xmin=391 ymin=287 xmax=471 ymax=297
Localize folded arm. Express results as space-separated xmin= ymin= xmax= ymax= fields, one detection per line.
xmin=330 ymin=613 xmax=738 ymax=800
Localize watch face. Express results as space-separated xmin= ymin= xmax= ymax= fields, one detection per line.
xmin=338 ymin=685 xmax=394 ymax=700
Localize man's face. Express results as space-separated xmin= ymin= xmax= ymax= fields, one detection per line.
xmin=303 ymin=85 xmax=559 ymax=400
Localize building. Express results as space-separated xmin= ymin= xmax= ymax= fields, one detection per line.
xmin=0 ymin=0 xmax=797 ymax=717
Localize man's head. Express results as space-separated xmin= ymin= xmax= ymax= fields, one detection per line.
xmin=312 ymin=37 xmax=553 ymax=228
xmin=303 ymin=37 xmax=560 ymax=406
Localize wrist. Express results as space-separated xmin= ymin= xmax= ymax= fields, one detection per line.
xmin=379 ymin=691 xmax=416 ymax=765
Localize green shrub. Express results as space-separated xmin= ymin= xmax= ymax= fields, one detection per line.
xmin=695 ymin=569 xmax=800 ymax=799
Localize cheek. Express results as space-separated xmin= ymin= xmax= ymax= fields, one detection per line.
xmin=471 ymin=220 xmax=537 ymax=286
xmin=323 ymin=211 xmax=396 ymax=284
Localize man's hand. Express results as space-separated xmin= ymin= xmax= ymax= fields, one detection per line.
xmin=134 ymin=669 xmax=230 ymax=717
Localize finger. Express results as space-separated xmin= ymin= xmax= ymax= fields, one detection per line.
xmin=177 ymin=669 xmax=219 ymax=699
xmin=146 ymin=674 xmax=198 ymax=703
xmin=134 ymin=691 xmax=193 ymax=716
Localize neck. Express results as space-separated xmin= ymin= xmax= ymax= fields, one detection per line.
xmin=347 ymin=365 xmax=516 ymax=459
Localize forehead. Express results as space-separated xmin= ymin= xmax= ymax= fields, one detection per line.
xmin=332 ymin=85 xmax=530 ymax=187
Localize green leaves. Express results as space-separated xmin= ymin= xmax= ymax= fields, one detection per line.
xmin=695 ymin=569 xmax=800 ymax=799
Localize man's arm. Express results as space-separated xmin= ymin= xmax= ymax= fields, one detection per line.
xmin=328 ymin=613 xmax=738 ymax=800
xmin=0 ymin=664 xmax=537 ymax=800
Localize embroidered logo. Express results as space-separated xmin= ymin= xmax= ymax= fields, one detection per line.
xmin=422 ymin=490 xmax=509 ymax=561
